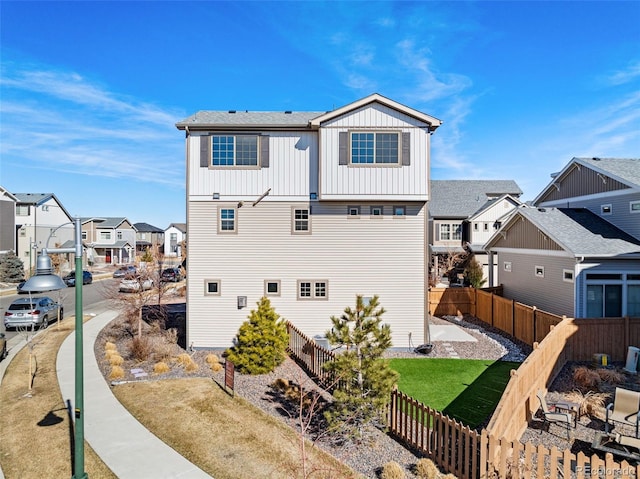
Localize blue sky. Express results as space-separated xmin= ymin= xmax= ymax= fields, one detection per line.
xmin=1 ymin=1 xmax=639 ymax=229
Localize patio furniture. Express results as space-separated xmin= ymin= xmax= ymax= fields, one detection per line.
xmin=592 ymin=432 xmax=640 ymax=463
xmin=537 ymin=390 xmax=573 ymax=439
xmin=605 ymin=387 xmax=640 ymax=438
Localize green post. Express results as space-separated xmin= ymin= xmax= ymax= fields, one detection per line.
xmin=72 ymin=217 xmax=88 ymax=479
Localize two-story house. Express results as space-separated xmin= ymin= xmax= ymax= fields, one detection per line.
xmin=428 ymin=180 xmax=523 ymax=284
xmin=485 ymin=158 xmax=640 ymax=318
xmin=81 ymin=217 xmax=136 ymax=265
xmin=176 ymin=93 xmax=442 ymax=348
xmin=164 ymin=223 xmax=186 ymax=258
xmin=133 ymin=222 xmax=165 ymax=256
xmin=0 ymin=186 xmax=18 ymax=254
xmin=13 ymin=193 xmax=75 ymax=274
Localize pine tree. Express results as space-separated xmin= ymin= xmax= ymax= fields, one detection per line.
xmin=0 ymin=252 xmax=25 ymax=283
xmin=225 ymin=296 xmax=289 ymax=375
xmin=464 ymin=256 xmax=486 ymax=288
xmin=323 ymin=295 xmax=398 ymax=439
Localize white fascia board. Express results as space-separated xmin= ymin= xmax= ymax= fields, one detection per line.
xmin=537 ymin=189 xmax=638 ymax=207
xmin=488 ymin=247 xmax=572 ymax=258
xmin=319 ymin=194 xmax=428 ymax=201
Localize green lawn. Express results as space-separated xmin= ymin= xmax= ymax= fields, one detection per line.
xmin=388 ymin=358 xmax=520 ymax=429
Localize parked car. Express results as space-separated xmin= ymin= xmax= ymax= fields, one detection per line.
xmin=3 ymin=296 xmax=63 ymax=330
xmin=63 ymin=270 xmax=93 ymax=286
xmin=0 ymin=333 xmax=6 ymax=361
xmin=161 ymin=267 xmax=184 ymax=282
xmin=119 ymin=275 xmax=153 ymax=293
xmin=113 ymin=265 xmax=138 ymax=278
xmin=16 ymin=280 xmax=27 ymax=294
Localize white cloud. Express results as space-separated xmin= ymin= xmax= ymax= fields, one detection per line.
xmin=604 ymin=61 xmax=640 ymax=86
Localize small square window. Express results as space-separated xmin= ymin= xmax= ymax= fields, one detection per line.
xmin=393 ymin=206 xmax=406 ymax=217
xmin=601 ymin=204 xmax=612 ymax=215
xmin=370 ymin=206 xmax=383 ymax=217
xmin=534 ymin=266 xmax=545 ymax=278
xmin=473 ymin=223 xmax=479 ymax=231
xmin=504 ymin=262 xmax=512 ymax=272
xmin=631 ymin=201 xmax=640 ymax=213
xmin=483 ymin=223 xmax=489 ymax=231
xmin=348 ymin=206 xmax=360 ymax=217
xmin=204 ymin=279 xmax=221 ymax=295
xmin=298 ymin=281 xmax=312 ymax=298
xmin=315 ymin=281 xmax=327 ymax=298
xmin=563 ymin=269 xmax=574 ymax=283
xmin=20 ymin=228 xmax=26 ymax=237
xmin=264 ymin=280 xmax=281 ymax=297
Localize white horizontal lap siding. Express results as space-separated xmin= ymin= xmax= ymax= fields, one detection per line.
xmin=187 ymin=201 xmax=426 ymax=348
xmin=319 ymin=105 xmax=429 ymax=199
xmin=188 ymin=132 xmax=318 ymax=198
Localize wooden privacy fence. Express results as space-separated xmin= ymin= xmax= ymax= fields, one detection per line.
xmin=389 ymin=389 xmax=640 ymax=479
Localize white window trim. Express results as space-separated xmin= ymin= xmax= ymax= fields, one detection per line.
xmin=347 ymin=206 xmax=360 ymax=218
xmin=218 ymin=207 xmax=238 ymax=234
xmin=503 ymin=261 xmax=512 ymax=272
xmin=209 ymin=134 xmax=261 ymax=169
xmin=630 ymin=201 xmax=640 ymax=214
xmin=370 ymin=206 xmax=384 ymax=218
xmin=264 ymin=280 xmax=281 ymax=297
xmin=297 ymin=280 xmax=329 ymax=300
xmin=291 ymin=206 xmax=311 ymax=234
xmin=534 ymin=265 xmax=545 ymax=278
xmin=204 ymin=279 xmax=221 ymax=296
xmin=563 ymin=269 xmax=574 ymax=283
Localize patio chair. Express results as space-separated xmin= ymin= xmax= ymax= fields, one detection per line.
xmin=537 ymin=390 xmax=573 ymax=439
xmin=605 ymin=387 xmax=640 ymax=438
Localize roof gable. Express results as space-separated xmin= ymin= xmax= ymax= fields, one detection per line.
xmin=133 ymin=222 xmax=164 ymax=233
xmin=486 ymin=207 xmax=640 ymax=257
xmin=534 ymin=157 xmax=640 ymax=205
xmin=468 ymin=194 xmax=522 ymax=221
xmin=429 ymin=180 xmax=523 ymax=218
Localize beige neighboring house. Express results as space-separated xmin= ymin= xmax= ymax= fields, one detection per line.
xmin=176 ymin=93 xmax=442 ymax=348
xmin=0 ymin=186 xmax=18 ymax=254
xmin=13 ymin=193 xmax=75 ymax=274
xmin=164 ymin=223 xmax=186 ymax=257
xmin=81 ymin=217 xmax=136 ymax=265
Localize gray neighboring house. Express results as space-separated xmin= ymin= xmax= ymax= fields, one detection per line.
xmin=133 ymin=222 xmax=165 ymax=255
xmin=0 ymin=186 xmax=18 ymax=254
xmin=429 ymin=180 xmax=523 ymax=283
xmin=486 ymin=157 xmax=640 ymax=318
xmin=81 ymin=217 xmax=136 ymax=265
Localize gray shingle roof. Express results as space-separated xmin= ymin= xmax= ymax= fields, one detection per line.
xmin=575 ymin=158 xmax=640 ymax=188
xmin=519 ymin=207 xmax=640 ymax=257
xmin=134 ymin=222 xmax=163 ymax=233
xmin=14 ymin=193 xmax=54 ymax=205
xmin=429 ymin=180 xmax=523 ymax=218
xmin=176 ymin=110 xmax=325 ymax=128
xmin=81 ymin=217 xmax=128 ymax=228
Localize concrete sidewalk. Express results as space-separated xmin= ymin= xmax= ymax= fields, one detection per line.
xmin=57 ymin=310 xmax=212 ymax=479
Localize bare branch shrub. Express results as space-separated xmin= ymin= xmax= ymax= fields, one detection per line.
xmin=596 ymin=368 xmax=625 ymax=384
xmin=572 ymin=365 xmax=600 ymax=390
xmin=130 ymin=336 xmax=152 ymax=362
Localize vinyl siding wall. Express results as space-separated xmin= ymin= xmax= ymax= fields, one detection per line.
xmin=319 ymin=104 xmax=430 ymax=200
xmin=187 ymin=200 xmax=427 ymax=348
xmin=470 ymin=199 xmax=519 ymax=246
xmin=497 ymin=251 xmax=576 ymax=317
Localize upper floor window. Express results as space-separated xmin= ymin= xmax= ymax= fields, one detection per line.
xmin=81 ymin=231 xmax=87 ymax=240
xmin=348 ymin=206 xmax=360 ymax=217
xmin=100 ymin=231 xmax=111 ymax=240
xmin=631 ymin=201 xmax=640 ymax=214
xmin=219 ymin=208 xmax=237 ymax=233
xmin=393 ymin=206 xmax=406 ymax=216
xmin=212 ymin=135 xmax=258 ymax=166
xmin=170 ymin=233 xmax=177 ymax=241
xmin=117 ymin=231 xmax=123 ymax=240
xmin=601 ymin=204 xmax=612 ymax=215
xmin=16 ymin=205 xmax=29 ymax=216
xmin=439 ymin=223 xmax=461 ymax=241
xmin=298 ymin=280 xmax=328 ymax=300
xmin=351 ymin=132 xmax=399 ymax=164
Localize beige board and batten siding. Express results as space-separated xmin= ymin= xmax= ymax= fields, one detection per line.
xmin=187 ymin=201 xmax=427 ymax=348
xmin=319 ymin=103 xmax=430 ymax=200
xmin=189 ymin=132 xmax=319 ymax=199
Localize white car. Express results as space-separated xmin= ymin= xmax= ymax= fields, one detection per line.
xmin=119 ymin=276 xmax=153 ymax=293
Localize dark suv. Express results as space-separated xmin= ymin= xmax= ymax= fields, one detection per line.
xmin=63 ymin=270 xmax=93 ymax=286
xmin=161 ymin=267 xmax=184 ymax=282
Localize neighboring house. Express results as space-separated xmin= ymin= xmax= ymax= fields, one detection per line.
xmin=428 ymin=180 xmax=523 ymax=283
xmin=81 ymin=217 xmax=136 ymax=264
xmin=485 ymin=158 xmax=640 ymax=318
xmin=133 ymin=222 xmax=165 ymax=255
xmin=176 ymin=93 xmax=442 ymax=348
xmin=164 ymin=223 xmax=186 ymax=257
xmin=0 ymin=186 xmax=18 ymax=254
xmin=13 ymin=193 xmax=74 ymax=273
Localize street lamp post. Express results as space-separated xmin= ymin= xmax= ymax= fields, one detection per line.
xmin=21 ymin=217 xmax=88 ymax=479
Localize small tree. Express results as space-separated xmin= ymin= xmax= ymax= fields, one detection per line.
xmin=0 ymin=251 xmax=25 ymax=282
xmin=225 ymin=297 xmax=289 ymax=375
xmin=464 ymin=257 xmax=486 ymax=288
xmin=323 ymin=295 xmax=398 ymax=439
